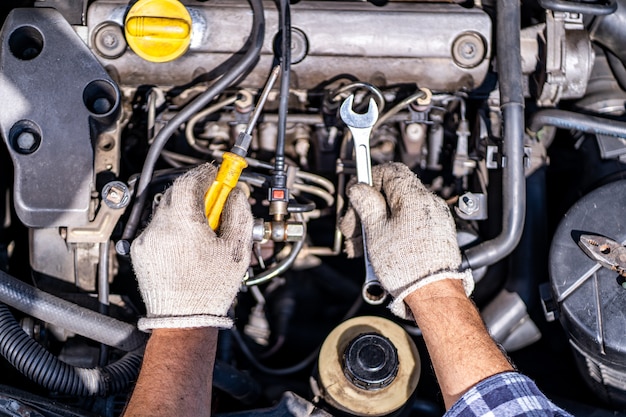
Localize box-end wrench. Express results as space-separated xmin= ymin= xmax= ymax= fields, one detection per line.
xmin=340 ymin=94 xmax=387 ymax=305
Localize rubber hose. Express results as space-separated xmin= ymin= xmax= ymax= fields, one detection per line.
xmin=0 ymin=304 xmax=142 ymax=396
xmin=538 ymin=0 xmax=616 ymax=15
xmin=529 ymin=109 xmax=626 ymax=138
xmin=0 ymin=269 xmax=146 ymax=352
xmin=461 ymin=0 xmax=526 ymax=270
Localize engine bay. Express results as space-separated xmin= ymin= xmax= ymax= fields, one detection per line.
xmin=1 ymin=0 xmax=626 ymax=415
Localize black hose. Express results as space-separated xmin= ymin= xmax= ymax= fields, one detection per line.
xmin=528 ymin=109 xmax=626 ymax=138
xmin=122 ymin=0 xmax=266 ymax=242
xmin=462 ymin=0 xmax=526 ymax=270
xmin=605 ymin=50 xmax=626 ymax=91
xmin=0 ymin=304 xmax=141 ymax=396
xmin=272 ymin=0 xmax=291 ymax=189
xmin=213 ymin=360 xmax=261 ymax=404
xmin=0 ymin=269 xmax=146 ymax=352
xmin=538 ymin=0 xmax=617 ymax=15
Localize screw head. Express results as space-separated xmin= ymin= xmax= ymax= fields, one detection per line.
xmin=93 ymin=23 xmax=127 ymax=59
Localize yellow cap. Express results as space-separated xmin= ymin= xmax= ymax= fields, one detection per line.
xmin=124 ymin=0 xmax=192 ymax=63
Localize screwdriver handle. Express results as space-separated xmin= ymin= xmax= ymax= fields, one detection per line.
xmin=204 ymin=152 xmax=248 ymax=230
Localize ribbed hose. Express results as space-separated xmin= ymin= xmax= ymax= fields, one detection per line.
xmin=0 ymin=269 xmax=145 ymax=352
xmin=0 ymin=304 xmax=141 ymax=396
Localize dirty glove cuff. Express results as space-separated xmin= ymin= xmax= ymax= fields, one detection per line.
xmin=138 ymin=315 xmax=233 ymax=332
xmin=388 ymin=270 xmax=474 ymax=319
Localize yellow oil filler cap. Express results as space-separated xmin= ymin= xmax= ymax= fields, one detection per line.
xmin=124 ymin=0 xmax=192 ymax=63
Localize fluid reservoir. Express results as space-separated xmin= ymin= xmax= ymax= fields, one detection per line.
xmin=317 ymin=316 xmax=420 ymax=416
xmin=548 ymin=180 xmax=626 ymax=406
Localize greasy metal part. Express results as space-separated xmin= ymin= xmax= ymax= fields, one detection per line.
xmin=481 ymin=290 xmax=541 ymax=352
xmin=455 ymin=192 xmax=488 ymax=220
xmin=87 ymin=1 xmax=491 ymax=91
xmin=533 ymin=12 xmax=594 ymax=107
xmin=452 ymin=119 xmax=476 ymax=177
xmin=318 ymin=316 xmax=420 ymax=417
xmin=94 ymin=128 xmax=122 ymax=176
xmin=0 ymin=8 xmax=120 ymax=228
xmin=66 ymin=201 xmax=126 ymax=243
xmin=30 ymin=229 xmax=107 ymax=290
xmin=577 ymin=50 xmax=626 ymax=116
xmin=253 ymin=220 xmax=306 ymax=243
xmin=461 ymin=0 xmax=526 ymax=270
xmin=590 ymin=0 xmax=626 ymax=64
xmin=245 ymin=214 xmax=307 ymax=286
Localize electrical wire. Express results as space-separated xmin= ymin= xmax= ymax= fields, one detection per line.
xmin=121 ymin=0 xmax=265 ymax=243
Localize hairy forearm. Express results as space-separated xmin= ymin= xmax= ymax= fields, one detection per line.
xmin=123 ymin=327 xmax=218 ymax=417
xmin=405 ymin=279 xmax=513 ymax=409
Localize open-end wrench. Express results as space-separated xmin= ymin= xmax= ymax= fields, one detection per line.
xmin=340 ymin=95 xmax=387 ymax=305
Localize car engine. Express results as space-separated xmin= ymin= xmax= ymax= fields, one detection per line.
xmin=1 ymin=0 xmax=626 ymax=415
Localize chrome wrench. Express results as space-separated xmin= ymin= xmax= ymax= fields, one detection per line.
xmin=340 ymin=95 xmax=387 ymax=305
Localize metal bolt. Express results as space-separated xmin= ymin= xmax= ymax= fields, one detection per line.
xmin=115 ymin=240 xmax=131 ymax=256
xmin=11 ymin=123 xmax=41 ymax=155
xmin=102 ymin=181 xmax=130 ymax=209
xmin=93 ymin=23 xmax=127 ymax=59
xmin=16 ymin=131 xmax=36 ymax=151
xmin=458 ymin=192 xmax=480 ymax=215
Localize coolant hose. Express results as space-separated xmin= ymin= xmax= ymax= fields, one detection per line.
xmin=0 ymin=269 xmax=146 ymax=351
xmin=461 ymin=0 xmax=526 ymax=270
xmin=0 ymin=303 xmax=142 ymax=396
xmin=529 ymin=109 xmax=626 ymax=138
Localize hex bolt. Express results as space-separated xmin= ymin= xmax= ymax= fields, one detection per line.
xmin=16 ymin=131 xmax=36 ymax=151
xmin=458 ymin=192 xmax=479 ymax=215
xmin=10 ymin=122 xmax=41 ymax=155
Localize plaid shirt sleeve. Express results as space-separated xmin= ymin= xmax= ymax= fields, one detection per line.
xmin=444 ymin=372 xmax=573 ymax=417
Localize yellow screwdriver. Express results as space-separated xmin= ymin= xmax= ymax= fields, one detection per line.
xmin=204 ymin=66 xmax=281 ymax=230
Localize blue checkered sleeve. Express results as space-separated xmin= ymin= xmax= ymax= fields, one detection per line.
xmin=445 ymin=372 xmax=573 ymax=417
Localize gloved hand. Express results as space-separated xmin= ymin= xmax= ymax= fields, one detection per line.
xmin=131 ymin=163 xmax=253 ymax=331
xmin=339 ymin=162 xmax=473 ymax=319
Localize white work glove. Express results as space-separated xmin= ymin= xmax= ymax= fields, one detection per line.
xmin=339 ymin=162 xmax=473 ymax=319
xmin=131 ymin=163 xmax=253 ymax=331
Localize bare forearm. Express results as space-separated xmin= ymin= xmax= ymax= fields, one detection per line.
xmin=123 ymin=327 xmax=218 ymax=417
xmin=405 ymin=279 xmax=513 ymax=409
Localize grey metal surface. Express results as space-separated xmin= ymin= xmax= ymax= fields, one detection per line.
xmin=0 ymin=8 xmax=120 ymax=228
xmin=87 ymin=0 xmax=492 ymax=91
